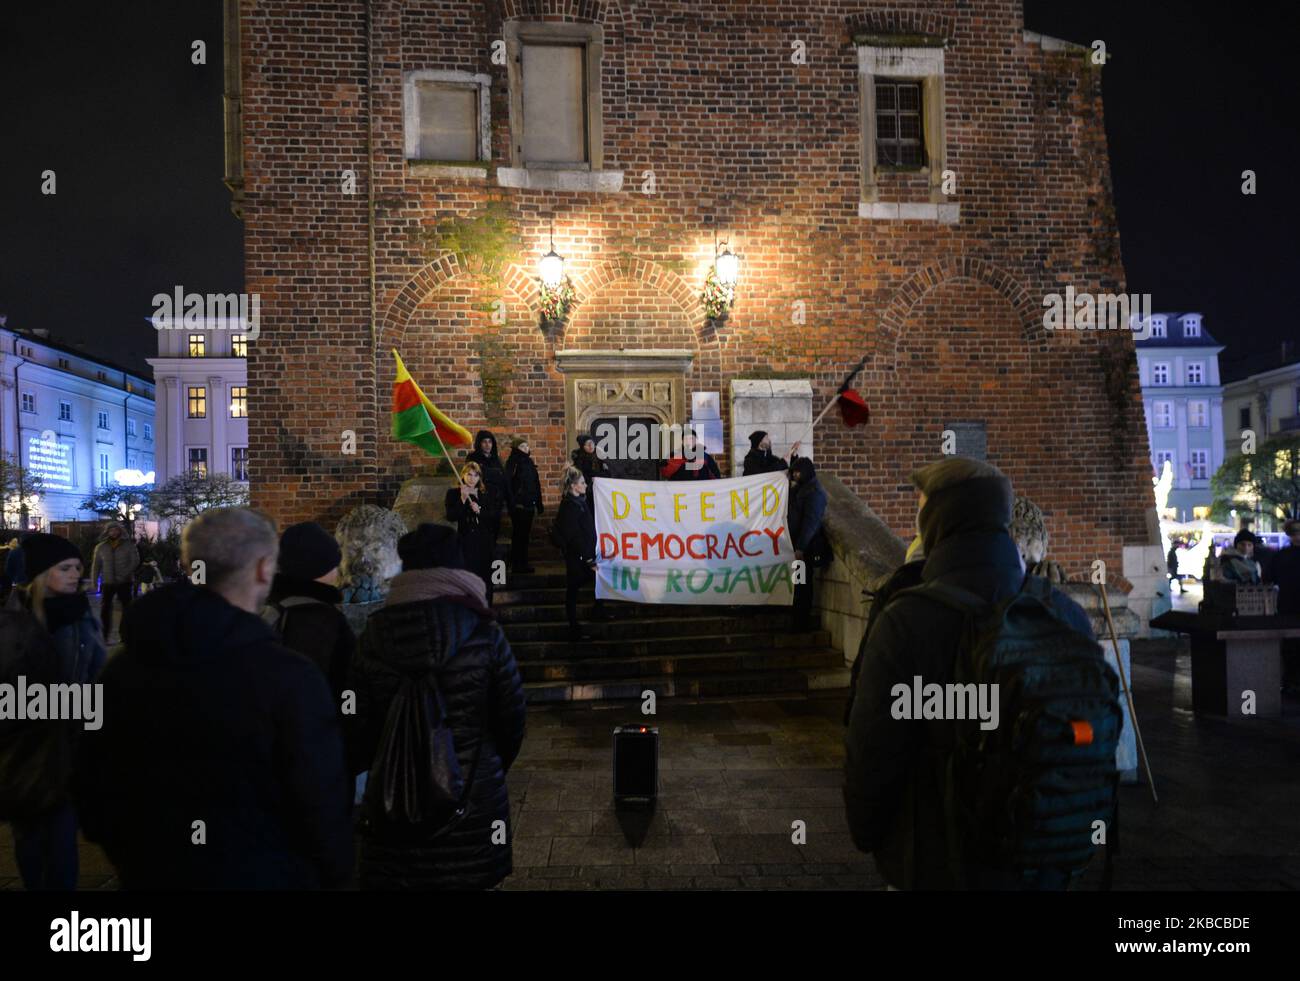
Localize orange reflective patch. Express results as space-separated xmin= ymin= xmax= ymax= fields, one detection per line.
xmin=1070 ymin=720 xmax=1094 ymax=746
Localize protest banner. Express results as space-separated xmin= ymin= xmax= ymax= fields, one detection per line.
xmin=591 ymin=471 xmax=797 ymax=605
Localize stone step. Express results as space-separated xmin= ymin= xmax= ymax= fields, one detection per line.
xmin=502 ymin=611 xmax=801 ymax=643
xmin=523 ymin=665 xmax=851 ymax=704
xmin=509 ymin=627 xmax=832 ymax=661
xmin=519 ymin=646 xmax=843 ymax=684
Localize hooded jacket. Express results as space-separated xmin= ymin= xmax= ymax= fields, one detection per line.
xmin=91 ymin=529 xmax=140 ymax=586
xmin=788 ymin=465 xmax=828 ymax=556
xmin=844 ymin=473 xmax=1028 ymax=889
xmin=466 ymin=430 xmax=511 ymax=519
xmin=348 ymin=568 xmax=526 ymax=889
xmin=505 ymin=446 xmax=543 ymax=513
xmin=555 ymin=490 xmax=598 ymax=573
xmin=73 ymin=581 xmax=354 ymax=889
xmin=265 ymin=573 xmax=356 ymax=703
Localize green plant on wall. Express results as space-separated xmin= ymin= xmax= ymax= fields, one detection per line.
xmin=415 ymin=199 xmax=522 ymax=289
xmin=474 ymin=327 xmax=515 ymax=426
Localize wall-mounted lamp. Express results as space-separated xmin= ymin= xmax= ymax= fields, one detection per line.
xmin=538 ymin=216 xmax=574 ymax=330
xmin=703 ymin=229 xmax=739 ymax=321
xmin=539 ymin=217 xmax=565 ymax=288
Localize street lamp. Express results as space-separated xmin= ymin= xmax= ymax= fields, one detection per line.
xmin=539 ymin=217 xmax=565 ymax=288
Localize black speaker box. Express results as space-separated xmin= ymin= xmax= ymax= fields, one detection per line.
xmin=612 ymin=725 xmax=659 ymax=804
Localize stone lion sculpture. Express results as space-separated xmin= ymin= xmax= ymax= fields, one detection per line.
xmin=334 ymin=504 xmax=407 ymax=604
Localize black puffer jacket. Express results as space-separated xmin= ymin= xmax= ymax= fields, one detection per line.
xmin=742 ymin=448 xmax=789 ymax=476
xmin=266 ymin=574 xmax=356 ymax=703
xmin=844 ymin=475 xmax=1026 ymax=889
xmin=506 ymin=449 xmax=543 ymax=513
xmin=555 ymin=491 xmax=598 ymax=574
xmin=74 ymin=581 xmax=354 ymax=889
xmin=348 ymin=569 xmax=526 ymax=890
xmin=466 ymin=430 xmax=511 ymax=522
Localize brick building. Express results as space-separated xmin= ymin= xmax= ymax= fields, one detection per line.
xmin=228 ymin=0 xmax=1154 ymax=580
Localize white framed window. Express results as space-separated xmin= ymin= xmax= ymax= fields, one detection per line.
xmin=97 ymin=410 xmax=110 ymax=430
xmin=187 ymin=386 xmax=207 ymax=419
xmin=403 ymin=70 xmax=491 ymax=163
xmin=1151 ymin=362 xmax=1170 ymax=386
xmin=231 ymin=446 xmax=249 ymax=482
xmin=188 ymin=333 xmax=206 ymax=357
xmin=187 ymin=447 xmax=208 ymax=477
xmin=1150 ymin=316 xmax=1167 ymax=338
xmin=21 ymin=392 xmax=35 ymax=413
xmin=59 ymin=400 xmax=72 ymax=421
xmin=504 ymin=22 xmax=605 ymax=172
xmin=1154 ymin=401 xmax=1174 ymax=428
xmin=857 ymin=40 xmax=948 ymax=206
xmin=1183 ymin=316 xmax=1201 ymax=338
xmin=1190 ymin=449 xmax=1209 ymax=481
xmin=143 ymin=422 xmax=153 ymax=442
xmin=98 ymin=452 xmax=111 ymax=487
xmin=127 ymin=418 xmax=136 ymax=437
xmin=232 ymin=334 xmax=248 ymax=358
xmin=1188 ymin=400 xmax=1209 ymax=428
xmin=1186 ymin=362 xmax=1204 ymax=385
xmin=229 ymin=386 xmax=247 ymax=418
xmin=1154 ymin=450 xmax=1175 ymax=476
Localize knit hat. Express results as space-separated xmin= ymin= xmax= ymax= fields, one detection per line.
xmin=576 ymin=433 xmax=594 ymax=449
xmin=397 ymin=523 xmax=467 ymax=572
xmin=22 ymin=533 xmax=82 ymax=580
xmin=511 ymin=435 xmax=528 ymax=450
xmin=278 ymin=522 xmax=342 ymax=581
xmin=748 ymin=430 xmax=768 ymax=450
xmin=1233 ymin=530 xmax=1256 ymax=548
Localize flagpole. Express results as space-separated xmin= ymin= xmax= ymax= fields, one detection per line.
xmin=787 ymin=356 xmax=869 ymax=456
xmin=430 ymin=424 xmax=464 ymax=484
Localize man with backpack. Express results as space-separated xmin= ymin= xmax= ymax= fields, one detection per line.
xmin=844 ymin=458 xmax=1120 ymax=890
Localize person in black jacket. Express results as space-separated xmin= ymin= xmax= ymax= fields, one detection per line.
xmin=556 ymin=466 xmax=607 ymax=642
xmin=845 ymin=457 xmax=1034 ymax=890
xmin=661 ymin=432 xmax=722 ymax=481
xmin=505 ymin=436 xmax=544 ymax=574
xmin=445 ymin=462 xmax=497 ymax=606
xmin=348 ymin=523 xmax=526 ymax=890
xmin=787 ymin=456 xmax=829 ymax=632
xmin=264 ymin=521 xmax=356 ymax=703
xmin=571 ymin=434 xmax=610 ymax=509
xmin=742 ymin=430 xmax=801 ymax=476
xmin=74 ymin=507 xmax=354 ymax=889
xmin=466 ymin=429 xmax=511 ymax=539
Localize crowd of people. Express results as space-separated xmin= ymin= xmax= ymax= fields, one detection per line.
xmin=2 ymin=433 xmax=1295 ymax=893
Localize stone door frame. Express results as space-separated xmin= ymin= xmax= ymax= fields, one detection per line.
xmin=555 ymin=349 xmax=695 ymax=453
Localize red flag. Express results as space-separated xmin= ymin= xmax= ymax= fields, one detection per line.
xmin=837 ymin=388 xmax=871 ymax=427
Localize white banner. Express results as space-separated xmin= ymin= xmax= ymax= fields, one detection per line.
xmin=592 ymin=471 xmax=797 ymax=605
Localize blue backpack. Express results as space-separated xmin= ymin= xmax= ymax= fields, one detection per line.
xmin=898 ymin=577 xmax=1122 ymax=888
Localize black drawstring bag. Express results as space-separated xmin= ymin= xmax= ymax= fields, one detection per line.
xmin=361 ymin=671 xmax=486 ymax=846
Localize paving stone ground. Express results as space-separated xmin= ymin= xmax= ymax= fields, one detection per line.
xmin=3 ymin=638 xmax=1297 ymax=891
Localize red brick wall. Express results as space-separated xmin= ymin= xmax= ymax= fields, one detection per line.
xmin=239 ymin=0 xmax=1153 ymax=581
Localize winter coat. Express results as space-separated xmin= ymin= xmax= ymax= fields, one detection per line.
xmin=466 ymin=430 xmax=511 ymax=522
xmin=1166 ymin=546 xmax=1180 ymax=576
xmin=788 ymin=474 xmax=829 ymax=561
xmin=1218 ymin=549 xmax=1261 ymax=584
xmin=742 ymin=448 xmax=789 ymax=476
xmin=506 ymin=449 xmax=544 ymax=514
xmin=844 ymin=474 xmax=1030 ymax=890
xmin=556 ymin=491 xmax=598 ymax=574
xmin=664 ymin=452 xmax=721 ymax=481
xmin=265 ymin=574 xmax=357 ymax=703
xmin=348 ymin=568 xmax=526 ymax=889
xmin=1274 ymin=544 xmax=1300 ymax=616
xmin=571 ymin=448 xmax=611 ymax=503
xmin=91 ymin=537 xmax=140 ymax=586
xmin=74 ymin=581 xmax=354 ymax=889
xmin=445 ymin=487 xmax=496 ymax=589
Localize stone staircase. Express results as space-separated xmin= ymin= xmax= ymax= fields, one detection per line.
xmin=495 ymin=515 xmax=851 ymax=705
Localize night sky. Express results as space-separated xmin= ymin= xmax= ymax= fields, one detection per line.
xmin=1 ymin=1 xmax=1293 ymax=380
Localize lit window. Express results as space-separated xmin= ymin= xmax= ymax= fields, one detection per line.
xmin=232 ymin=334 xmax=248 ymax=357
xmin=188 ymin=448 xmax=208 ymax=477
xmin=98 ymin=452 xmax=111 ymax=487
xmin=187 ymin=387 xmax=207 ymax=418
xmin=229 ymin=386 xmax=247 ymax=418
xmin=189 ymin=334 xmax=206 ymax=357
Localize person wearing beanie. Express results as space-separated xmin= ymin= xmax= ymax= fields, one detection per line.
xmin=466 ymin=430 xmax=512 ymax=543
xmin=263 ymin=521 xmax=355 ymax=702
xmin=347 ymin=522 xmax=526 ymax=890
xmin=1219 ymin=530 xmax=1262 ymax=584
xmin=90 ymin=522 xmax=140 ymax=642
xmin=505 ymin=436 xmax=544 ymax=574
xmin=571 ymin=433 xmax=610 ymax=508
xmin=845 ymin=457 xmax=1048 ymax=890
xmin=0 ymin=532 xmax=105 ymax=890
xmin=742 ymin=430 xmax=801 ymax=476
xmin=787 ymin=456 xmax=829 ymax=631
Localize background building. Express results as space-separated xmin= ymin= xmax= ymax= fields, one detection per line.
xmin=0 ymin=324 xmax=155 ymax=529
xmin=1135 ymin=313 xmax=1225 ymax=521
xmin=1221 ymin=343 xmax=1300 ymax=532
xmin=229 ymin=0 xmax=1155 ymax=581
xmin=146 ymin=318 xmax=250 ymax=489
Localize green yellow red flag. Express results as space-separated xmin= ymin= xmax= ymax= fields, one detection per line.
xmin=391 ymin=349 xmax=473 ymax=458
